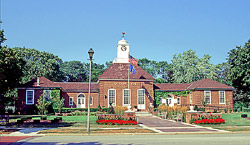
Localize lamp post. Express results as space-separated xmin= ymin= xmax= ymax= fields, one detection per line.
xmin=87 ymin=48 xmax=94 ymax=135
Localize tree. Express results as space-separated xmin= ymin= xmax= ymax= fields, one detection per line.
xmin=36 ymin=93 xmax=51 ymax=115
xmin=85 ymin=62 xmax=106 ymax=82
xmin=215 ymin=62 xmax=231 ymax=85
xmin=0 ymin=30 xmax=25 ymax=109
xmin=11 ymin=47 xmax=64 ymax=84
xmin=171 ymin=49 xmax=217 ymax=83
xmin=60 ymin=61 xmax=87 ymax=82
xmin=227 ymin=40 xmax=250 ymax=106
xmin=50 ymin=90 xmax=64 ymax=113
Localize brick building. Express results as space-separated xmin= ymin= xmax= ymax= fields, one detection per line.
xmin=16 ymin=37 xmax=234 ymax=113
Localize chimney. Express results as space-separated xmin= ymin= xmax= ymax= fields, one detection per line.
xmin=37 ymin=77 xmax=40 ymax=86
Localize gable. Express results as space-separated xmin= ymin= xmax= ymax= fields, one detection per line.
xmin=98 ymin=63 xmax=154 ymax=81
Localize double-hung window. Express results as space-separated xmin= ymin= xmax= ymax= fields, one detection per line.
xmin=138 ymin=89 xmax=145 ymax=105
xmin=108 ymin=89 xmax=116 ymax=106
xmin=219 ymin=91 xmax=225 ymax=104
xmin=26 ymin=90 xmax=34 ymax=105
xmin=69 ymin=97 xmax=73 ymax=106
xmin=123 ymin=89 xmax=130 ymax=106
xmin=177 ymin=97 xmax=181 ymax=105
xmin=90 ymin=96 xmax=93 ymax=105
xmin=43 ymin=90 xmax=51 ymax=102
xmin=204 ymin=91 xmax=211 ymax=104
xmin=190 ymin=92 xmax=192 ymax=104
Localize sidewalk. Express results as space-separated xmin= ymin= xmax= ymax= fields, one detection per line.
xmin=137 ymin=116 xmax=229 ymax=133
xmin=0 ymin=136 xmax=35 ymax=145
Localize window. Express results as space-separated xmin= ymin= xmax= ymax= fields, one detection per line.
xmin=43 ymin=90 xmax=51 ymax=102
xmin=219 ymin=91 xmax=225 ymax=104
xmin=26 ymin=90 xmax=34 ymax=105
xmin=69 ymin=97 xmax=73 ymax=106
xmin=204 ymin=91 xmax=211 ymax=104
xmin=177 ymin=97 xmax=181 ymax=105
xmin=90 ymin=96 xmax=93 ymax=105
xmin=138 ymin=89 xmax=145 ymax=104
xmin=123 ymin=89 xmax=130 ymax=105
xmin=190 ymin=92 xmax=192 ymax=104
xmin=108 ymin=89 xmax=116 ymax=106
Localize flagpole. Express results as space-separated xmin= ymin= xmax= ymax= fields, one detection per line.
xmin=128 ymin=61 xmax=130 ymax=90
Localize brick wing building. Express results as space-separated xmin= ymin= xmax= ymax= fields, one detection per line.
xmin=16 ymin=37 xmax=234 ymax=114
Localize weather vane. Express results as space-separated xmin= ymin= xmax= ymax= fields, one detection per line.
xmin=122 ymin=32 xmax=125 ymax=39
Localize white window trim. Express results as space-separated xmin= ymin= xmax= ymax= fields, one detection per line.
xmin=108 ymin=89 xmax=116 ymax=107
xmin=137 ymin=89 xmax=145 ymax=105
xmin=177 ymin=97 xmax=181 ymax=105
xmin=204 ymin=91 xmax=211 ymax=104
xmin=26 ymin=90 xmax=34 ymax=105
xmin=190 ymin=92 xmax=192 ymax=105
xmin=69 ymin=97 xmax=73 ymax=106
xmin=90 ymin=96 xmax=93 ymax=106
xmin=123 ymin=89 xmax=131 ymax=106
xmin=219 ymin=91 xmax=226 ymax=104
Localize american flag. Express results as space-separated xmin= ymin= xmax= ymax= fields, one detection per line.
xmin=129 ymin=55 xmax=138 ymax=66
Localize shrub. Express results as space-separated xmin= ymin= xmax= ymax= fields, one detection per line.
xmin=224 ymin=108 xmax=228 ymax=113
xmin=242 ymin=107 xmax=250 ymax=112
xmin=229 ymin=109 xmax=232 ymax=113
xmin=213 ymin=109 xmax=218 ymax=113
xmin=237 ymin=108 xmax=241 ymax=112
xmin=115 ymin=106 xmax=128 ymax=115
xmin=158 ymin=104 xmax=169 ymax=113
xmin=241 ymin=114 xmax=247 ymax=118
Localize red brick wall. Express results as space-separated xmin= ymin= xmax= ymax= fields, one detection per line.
xmin=16 ymin=89 xmax=43 ymax=114
xmin=62 ymin=92 xmax=99 ymax=108
xmin=190 ymin=90 xmax=233 ymax=110
xmin=99 ymin=80 xmax=154 ymax=110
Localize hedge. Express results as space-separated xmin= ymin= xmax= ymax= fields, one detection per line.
xmin=54 ymin=107 xmax=110 ymax=113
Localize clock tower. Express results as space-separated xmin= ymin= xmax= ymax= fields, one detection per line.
xmin=113 ymin=33 xmax=130 ymax=63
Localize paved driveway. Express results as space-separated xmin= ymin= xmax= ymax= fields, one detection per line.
xmin=137 ymin=116 xmax=224 ymax=133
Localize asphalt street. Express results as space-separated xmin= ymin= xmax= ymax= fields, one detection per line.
xmin=11 ymin=133 xmax=250 ymax=145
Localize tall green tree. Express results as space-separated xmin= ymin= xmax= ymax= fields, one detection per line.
xmin=215 ymin=62 xmax=231 ymax=85
xmin=228 ymin=40 xmax=250 ymax=106
xmin=0 ymin=30 xmax=25 ymax=108
xmin=12 ymin=47 xmax=63 ymax=83
xmin=171 ymin=49 xmax=217 ymax=83
xmin=60 ymin=61 xmax=87 ymax=82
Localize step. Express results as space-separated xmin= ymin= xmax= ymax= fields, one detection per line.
xmin=135 ymin=112 xmax=152 ymax=117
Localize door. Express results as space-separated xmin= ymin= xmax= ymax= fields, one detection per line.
xmin=77 ymin=94 xmax=85 ymax=108
xmin=166 ymin=94 xmax=174 ymax=107
xmin=137 ymin=89 xmax=145 ymax=110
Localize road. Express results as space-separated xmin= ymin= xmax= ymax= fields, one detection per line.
xmin=11 ymin=133 xmax=250 ymax=145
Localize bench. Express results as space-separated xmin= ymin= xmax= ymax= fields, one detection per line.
xmin=172 ymin=113 xmax=183 ymax=122
xmin=0 ymin=115 xmax=9 ymax=125
xmin=159 ymin=112 xmax=167 ymax=119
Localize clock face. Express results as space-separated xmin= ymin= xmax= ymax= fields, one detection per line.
xmin=121 ymin=46 xmax=127 ymax=51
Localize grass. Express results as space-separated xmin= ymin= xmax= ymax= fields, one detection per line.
xmin=199 ymin=112 xmax=250 ymax=131
xmin=7 ymin=115 xmax=140 ymax=128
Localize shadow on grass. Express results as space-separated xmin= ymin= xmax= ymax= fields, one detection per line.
xmin=6 ymin=121 xmax=75 ymax=128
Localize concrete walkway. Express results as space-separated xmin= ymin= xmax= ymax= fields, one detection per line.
xmin=137 ymin=116 xmax=228 ymax=133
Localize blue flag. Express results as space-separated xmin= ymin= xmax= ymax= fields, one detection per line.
xmin=130 ymin=64 xmax=136 ymax=74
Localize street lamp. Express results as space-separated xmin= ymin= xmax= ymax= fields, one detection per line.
xmin=87 ymin=48 xmax=94 ymax=135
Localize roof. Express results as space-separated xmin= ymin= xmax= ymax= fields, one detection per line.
xmin=188 ymin=79 xmax=234 ymax=90
xmin=154 ymin=79 xmax=234 ymax=91
xmin=98 ymin=63 xmax=154 ymax=80
xmin=154 ymin=83 xmax=191 ymax=91
xmin=19 ymin=76 xmax=99 ymax=92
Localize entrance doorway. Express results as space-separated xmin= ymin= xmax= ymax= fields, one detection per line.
xmin=77 ymin=94 xmax=85 ymax=108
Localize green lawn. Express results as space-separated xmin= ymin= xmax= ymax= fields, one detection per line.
xmin=8 ymin=115 xmax=140 ymax=128
xmin=199 ymin=112 xmax=250 ymax=131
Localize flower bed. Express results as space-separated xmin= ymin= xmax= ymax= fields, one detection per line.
xmin=96 ymin=120 xmax=138 ymax=125
xmin=193 ymin=118 xmax=225 ymax=124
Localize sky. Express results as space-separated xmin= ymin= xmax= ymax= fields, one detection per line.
xmin=1 ymin=0 xmax=250 ymax=65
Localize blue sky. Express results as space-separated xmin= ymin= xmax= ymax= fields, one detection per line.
xmin=2 ymin=0 xmax=250 ymax=65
